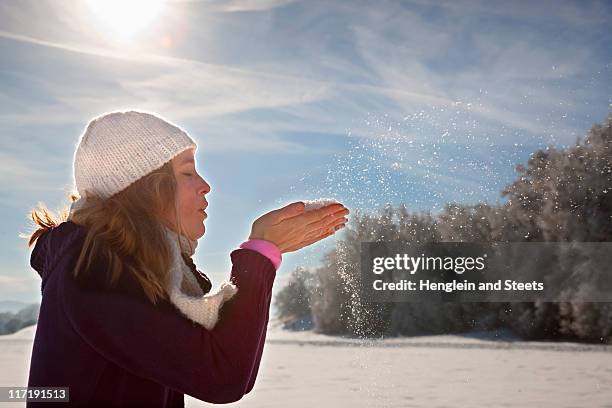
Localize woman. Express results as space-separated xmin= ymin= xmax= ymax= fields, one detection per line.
xmin=25 ymin=110 xmax=349 ymax=407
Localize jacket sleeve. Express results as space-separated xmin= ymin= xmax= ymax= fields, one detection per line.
xmin=60 ymin=248 xmax=276 ymax=404
xmin=239 ymin=239 xmax=282 ymax=270
xmin=30 ymin=229 xmax=53 ymax=281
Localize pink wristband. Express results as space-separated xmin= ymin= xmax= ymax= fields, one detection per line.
xmin=239 ymin=239 xmax=282 ymax=270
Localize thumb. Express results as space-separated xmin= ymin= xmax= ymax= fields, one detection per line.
xmin=274 ymin=201 xmax=305 ymax=222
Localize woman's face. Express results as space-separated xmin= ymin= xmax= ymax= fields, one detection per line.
xmin=164 ymin=148 xmax=211 ymax=241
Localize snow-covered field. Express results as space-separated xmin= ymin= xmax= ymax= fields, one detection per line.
xmin=1 ymin=323 xmax=611 ymax=408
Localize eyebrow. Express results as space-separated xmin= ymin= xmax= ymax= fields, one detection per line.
xmin=180 ymin=157 xmax=195 ymax=165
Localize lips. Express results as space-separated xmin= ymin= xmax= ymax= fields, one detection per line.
xmin=198 ymin=204 xmax=208 ymax=218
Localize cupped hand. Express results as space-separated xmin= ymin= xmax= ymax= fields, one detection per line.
xmin=249 ymin=201 xmax=350 ymax=254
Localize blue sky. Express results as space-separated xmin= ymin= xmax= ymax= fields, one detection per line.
xmin=1 ymin=0 xmax=611 ymax=304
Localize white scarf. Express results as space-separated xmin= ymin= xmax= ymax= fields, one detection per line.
xmin=161 ymin=224 xmax=238 ymax=330
xmin=68 ymin=199 xmax=238 ymax=330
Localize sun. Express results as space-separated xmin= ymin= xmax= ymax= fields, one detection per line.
xmin=85 ymin=0 xmax=166 ymax=44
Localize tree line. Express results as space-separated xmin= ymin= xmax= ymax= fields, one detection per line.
xmin=275 ymin=113 xmax=612 ymax=344
xmin=0 ymin=304 xmax=39 ymax=335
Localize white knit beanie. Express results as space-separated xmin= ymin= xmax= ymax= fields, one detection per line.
xmin=69 ymin=110 xmax=196 ymax=216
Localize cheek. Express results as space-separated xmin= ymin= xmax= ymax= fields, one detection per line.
xmin=177 ymin=184 xmax=197 ymax=216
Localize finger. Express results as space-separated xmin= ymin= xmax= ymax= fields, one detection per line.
xmin=285 ymin=226 xmax=335 ymax=253
xmin=284 ymin=228 xmax=336 ymax=253
xmin=306 ymin=216 xmax=348 ymax=234
xmin=306 ymin=208 xmax=349 ymax=231
xmin=306 ymin=211 xmax=349 ymax=233
xmin=302 ymin=203 xmax=347 ymax=223
xmin=279 ymin=204 xmax=346 ymax=232
xmin=303 ymin=217 xmax=347 ymax=240
xmin=290 ymin=222 xmax=346 ymax=252
xmin=284 ymin=204 xmax=348 ymax=230
xmin=269 ymin=201 xmax=305 ymax=223
xmin=306 ymin=227 xmax=338 ymax=245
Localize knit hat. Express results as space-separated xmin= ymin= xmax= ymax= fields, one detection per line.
xmin=69 ymin=110 xmax=197 ymax=217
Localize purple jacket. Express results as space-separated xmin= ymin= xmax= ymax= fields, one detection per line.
xmin=27 ymin=221 xmax=276 ymax=407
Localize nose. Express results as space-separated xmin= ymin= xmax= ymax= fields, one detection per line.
xmin=199 ymin=177 xmax=211 ymax=196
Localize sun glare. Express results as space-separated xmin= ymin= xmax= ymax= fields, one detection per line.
xmin=85 ymin=0 xmax=166 ymax=44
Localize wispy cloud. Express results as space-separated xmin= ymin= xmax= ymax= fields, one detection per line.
xmin=0 ymin=37 xmax=333 ymax=154
xmin=0 ymin=30 xmax=125 ymax=60
xmin=168 ymin=0 xmax=296 ymax=12
xmin=0 ymin=274 xmax=39 ymax=290
xmin=346 ymin=2 xmax=606 ymax=142
xmin=212 ymin=0 xmax=296 ymax=13
xmin=4 ymin=0 xmax=607 ymax=147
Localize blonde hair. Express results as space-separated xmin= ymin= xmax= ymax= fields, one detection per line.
xmin=24 ymin=161 xmax=191 ymax=305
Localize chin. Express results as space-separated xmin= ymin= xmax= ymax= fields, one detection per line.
xmin=193 ymin=224 xmax=206 ymax=240
xmin=182 ymin=222 xmax=205 ymax=241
